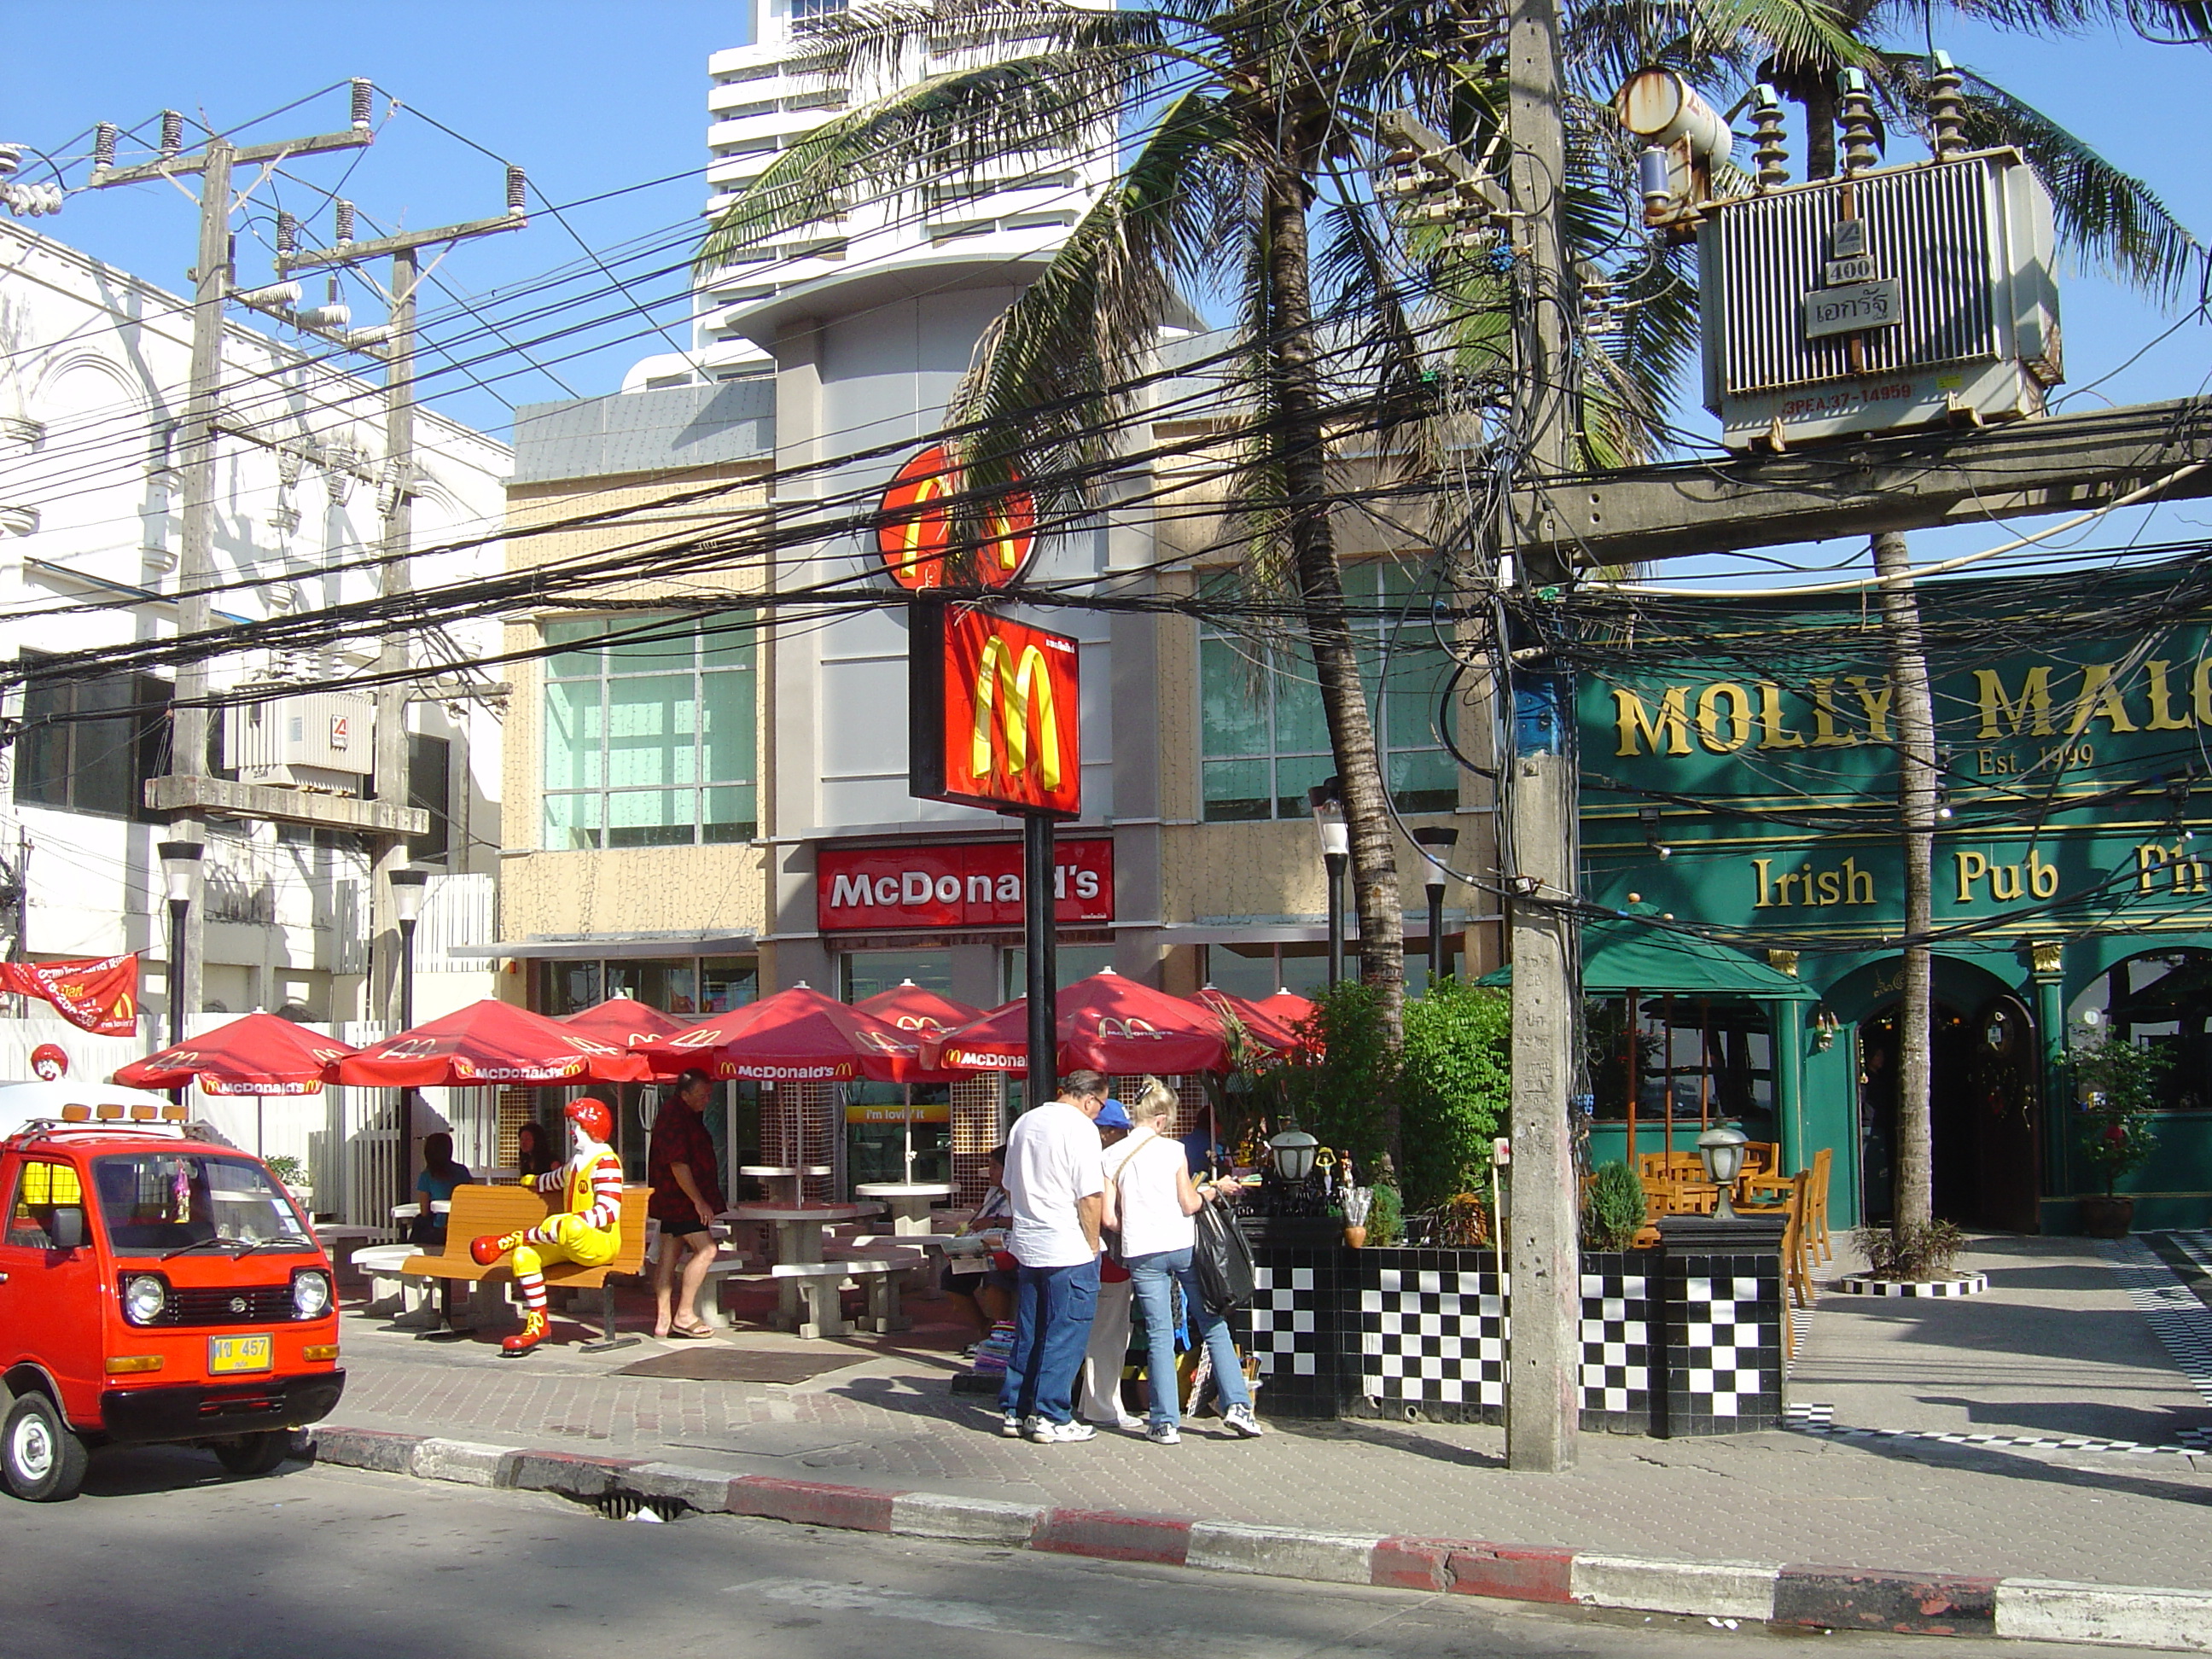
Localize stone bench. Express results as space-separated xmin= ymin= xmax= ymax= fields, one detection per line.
xmin=769 ymin=1258 xmax=905 ymax=1338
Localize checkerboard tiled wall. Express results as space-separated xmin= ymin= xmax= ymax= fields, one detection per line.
xmin=1237 ymin=1237 xmax=1784 ymax=1436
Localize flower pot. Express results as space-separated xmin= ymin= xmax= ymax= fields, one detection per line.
xmin=1342 ymin=1225 xmax=1367 ymax=1249
xmin=2079 ymin=1194 xmax=2134 ymax=1239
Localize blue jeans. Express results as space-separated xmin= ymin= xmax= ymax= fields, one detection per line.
xmin=1000 ymin=1258 xmax=1099 ymax=1425
xmin=1126 ymin=1246 xmax=1250 ymax=1429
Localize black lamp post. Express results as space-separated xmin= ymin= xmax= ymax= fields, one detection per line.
xmin=388 ymin=866 xmax=428 ymax=1210
xmin=1307 ymin=779 xmax=1348 ymax=987
xmin=1412 ymin=824 xmax=1459 ymax=989
xmin=157 ymin=840 xmax=202 ymax=1049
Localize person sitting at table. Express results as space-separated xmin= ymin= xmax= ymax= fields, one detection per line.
xmin=515 ymin=1120 xmax=560 ymax=1180
xmin=942 ymin=1144 xmax=1015 ymax=1335
xmin=411 ymin=1133 xmax=474 ymax=1247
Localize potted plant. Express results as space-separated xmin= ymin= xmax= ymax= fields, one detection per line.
xmin=265 ymin=1154 xmax=313 ymax=1217
xmin=1580 ymin=1161 xmax=1647 ymax=1253
xmin=2069 ymin=1030 xmax=2168 ymax=1238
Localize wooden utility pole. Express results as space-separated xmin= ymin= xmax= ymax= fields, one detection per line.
xmin=1504 ymin=0 xmax=1580 ymax=1473
xmin=86 ymin=97 xmax=375 ymax=1028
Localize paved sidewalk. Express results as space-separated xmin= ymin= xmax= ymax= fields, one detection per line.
xmin=324 ymin=1233 xmax=2212 ymax=1594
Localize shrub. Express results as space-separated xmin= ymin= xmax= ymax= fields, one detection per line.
xmin=1430 ymin=1190 xmax=1492 ymax=1248
xmin=2069 ymin=1030 xmax=2168 ymax=1196
xmin=1857 ymin=1220 xmax=1967 ymax=1282
xmin=1580 ymin=1161 xmax=1646 ymax=1252
xmin=1400 ymin=981 xmax=1511 ymax=1211
xmin=1269 ymin=981 xmax=1396 ymax=1177
xmin=1367 ymin=1182 xmax=1404 ymax=1246
xmin=264 ymin=1155 xmax=306 ymax=1188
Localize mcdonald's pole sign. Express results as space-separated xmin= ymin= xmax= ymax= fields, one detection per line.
xmin=877 ymin=445 xmax=1035 ymax=591
xmin=910 ymin=604 xmax=1081 ymax=818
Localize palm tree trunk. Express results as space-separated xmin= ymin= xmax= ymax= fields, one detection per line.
xmin=1873 ymin=529 xmax=1936 ymax=1234
xmin=1263 ymin=168 xmax=1407 ymax=1171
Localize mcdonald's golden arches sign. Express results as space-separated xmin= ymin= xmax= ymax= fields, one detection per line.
xmin=910 ymin=604 xmax=1081 ymax=818
xmin=876 ymin=445 xmax=1035 ymax=591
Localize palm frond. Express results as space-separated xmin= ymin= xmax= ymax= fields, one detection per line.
xmin=1886 ymin=54 xmax=2203 ymax=299
xmin=789 ymin=0 xmax=1170 ymax=90
xmin=695 ymin=46 xmax=1160 ymax=275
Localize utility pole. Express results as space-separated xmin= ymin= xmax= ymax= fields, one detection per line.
xmin=87 ymin=94 xmax=375 ymax=1030
xmin=1502 ymin=0 xmax=1580 ymax=1473
xmin=279 ymin=178 xmax=529 ymax=1042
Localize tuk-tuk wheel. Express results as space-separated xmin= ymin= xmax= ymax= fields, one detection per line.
xmin=3 ymin=1392 xmax=89 ymax=1502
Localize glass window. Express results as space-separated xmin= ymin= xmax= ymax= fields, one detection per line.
xmin=1586 ymin=994 xmax=1774 ymax=1142
xmin=14 ymin=655 xmax=173 ymax=820
xmin=1197 ymin=560 xmax=1458 ymax=821
xmin=1002 ymin=944 xmax=1116 ymax=999
xmin=2068 ymin=950 xmax=2212 ymax=1110
xmin=6 ymin=1159 xmax=84 ymax=1249
xmin=90 ymin=1153 xmax=311 ymax=1254
xmin=701 ymin=957 xmax=759 ymax=1014
xmin=841 ymin=950 xmax=955 ymax=1002
xmin=540 ymin=614 xmax=756 ymax=849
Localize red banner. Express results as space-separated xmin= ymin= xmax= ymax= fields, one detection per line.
xmin=0 ymin=954 xmax=140 ymax=1035
xmin=818 ymin=838 xmax=1114 ymax=933
xmin=910 ymin=605 xmax=1082 ymax=818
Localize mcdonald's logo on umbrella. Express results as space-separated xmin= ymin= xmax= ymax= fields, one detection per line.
xmin=876 ymin=445 xmax=1035 ymax=591
xmin=909 ymin=605 xmax=1081 ymax=818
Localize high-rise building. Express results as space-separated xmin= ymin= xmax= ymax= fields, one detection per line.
xmin=625 ymin=0 xmax=1116 ymax=390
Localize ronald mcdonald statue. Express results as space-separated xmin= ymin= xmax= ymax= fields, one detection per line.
xmin=471 ymin=1094 xmax=625 ymax=1356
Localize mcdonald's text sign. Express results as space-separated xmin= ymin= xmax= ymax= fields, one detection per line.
xmin=910 ymin=604 xmax=1082 ymax=817
xmin=818 ymin=837 xmax=1113 ymax=932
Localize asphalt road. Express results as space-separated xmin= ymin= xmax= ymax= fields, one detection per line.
xmin=0 ymin=1446 xmax=2114 ymax=1659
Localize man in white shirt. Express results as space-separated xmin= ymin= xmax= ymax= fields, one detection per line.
xmin=998 ymin=1068 xmax=1108 ymax=1443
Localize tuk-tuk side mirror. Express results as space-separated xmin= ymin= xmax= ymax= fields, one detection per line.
xmin=49 ymin=1208 xmax=84 ymax=1251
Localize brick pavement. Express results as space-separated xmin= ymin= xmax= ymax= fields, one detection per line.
xmin=326 ymin=1233 xmax=2212 ymax=1592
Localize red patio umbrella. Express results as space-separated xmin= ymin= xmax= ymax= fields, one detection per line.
xmin=560 ymin=995 xmax=690 ymax=1048
xmin=1195 ymin=987 xmax=1303 ymax=1057
xmin=114 ymin=1012 xmax=358 ymax=1096
xmin=1255 ymin=987 xmax=1317 ymax=1028
xmin=924 ymin=969 xmax=1239 ymax=1075
xmin=853 ymin=981 xmax=983 ymax=1036
xmin=335 ymin=998 xmax=655 ymax=1088
xmin=637 ymin=985 xmax=937 ymax=1083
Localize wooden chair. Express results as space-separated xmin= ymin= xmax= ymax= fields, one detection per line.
xmin=1742 ymin=1141 xmax=1780 ymax=1176
xmin=1807 ymin=1147 xmax=1834 ymax=1265
xmin=401 ymin=1184 xmax=652 ymax=1353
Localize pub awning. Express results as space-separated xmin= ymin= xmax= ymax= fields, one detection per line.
xmin=1479 ymin=913 xmax=1815 ymax=1001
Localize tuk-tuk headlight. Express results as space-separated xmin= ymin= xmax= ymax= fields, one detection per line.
xmin=291 ymin=1269 xmax=332 ymax=1320
xmin=123 ymin=1273 xmax=169 ymax=1325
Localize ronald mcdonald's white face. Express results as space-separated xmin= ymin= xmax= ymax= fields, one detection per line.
xmin=569 ymin=1120 xmax=608 ymax=1161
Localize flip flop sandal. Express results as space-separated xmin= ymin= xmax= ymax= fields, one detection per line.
xmin=667 ymin=1323 xmax=715 ymax=1340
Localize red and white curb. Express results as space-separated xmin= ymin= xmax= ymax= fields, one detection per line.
xmin=305 ymin=1427 xmax=2212 ymax=1652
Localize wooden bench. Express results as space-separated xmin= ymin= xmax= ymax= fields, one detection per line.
xmin=401 ymin=1184 xmax=652 ymax=1353
xmin=770 ymin=1257 xmax=905 ymax=1338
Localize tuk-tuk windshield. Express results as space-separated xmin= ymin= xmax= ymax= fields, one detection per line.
xmin=91 ymin=1153 xmax=313 ymax=1254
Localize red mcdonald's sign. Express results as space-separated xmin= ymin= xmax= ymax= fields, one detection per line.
xmin=910 ymin=604 xmax=1081 ymax=818
xmin=876 ymin=445 xmax=1036 ymax=591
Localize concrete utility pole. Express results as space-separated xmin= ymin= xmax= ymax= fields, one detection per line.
xmin=87 ymin=99 xmax=375 ymax=1027
xmin=280 ymin=180 xmax=529 ymax=1033
xmin=1502 ymin=0 xmax=1581 ymax=1474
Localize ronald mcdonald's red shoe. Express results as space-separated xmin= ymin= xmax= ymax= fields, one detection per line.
xmin=469 ymin=1234 xmax=507 ymax=1266
xmin=500 ymin=1308 xmax=548 ymax=1356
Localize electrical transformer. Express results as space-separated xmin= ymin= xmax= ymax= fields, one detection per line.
xmin=1697 ymin=148 xmax=2061 ymax=451
xmin=224 ymin=692 xmax=375 ymax=792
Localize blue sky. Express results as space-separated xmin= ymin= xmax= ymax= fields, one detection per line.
xmin=2 ymin=4 xmax=2203 ymax=579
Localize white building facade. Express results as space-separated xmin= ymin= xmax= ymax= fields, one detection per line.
xmin=0 ymin=218 xmax=509 ymax=1034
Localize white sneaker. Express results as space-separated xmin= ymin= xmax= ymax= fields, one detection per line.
xmin=1029 ymin=1418 xmax=1097 ymax=1443
xmin=1113 ymin=1414 xmax=1146 ymax=1433
xmin=1145 ymin=1421 xmax=1180 ymax=1445
xmin=1222 ymin=1405 xmax=1265 ymax=1438
xmin=1000 ymin=1412 xmax=1024 ymax=1438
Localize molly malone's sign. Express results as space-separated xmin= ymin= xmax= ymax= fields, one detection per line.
xmin=817 ymin=838 xmax=1115 ymax=934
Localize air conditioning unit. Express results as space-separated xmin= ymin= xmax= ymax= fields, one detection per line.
xmin=1697 ymin=148 xmax=2061 ymax=451
xmin=224 ymin=692 xmax=375 ymax=792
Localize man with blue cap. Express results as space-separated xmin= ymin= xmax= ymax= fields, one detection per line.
xmin=1078 ymin=1098 xmax=1145 ymax=1430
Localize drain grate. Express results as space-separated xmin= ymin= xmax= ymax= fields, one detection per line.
xmin=588 ymin=1491 xmax=688 ymax=1522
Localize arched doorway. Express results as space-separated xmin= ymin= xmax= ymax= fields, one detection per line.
xmin=1837 ymin=958 xmax=2040 ymax=1231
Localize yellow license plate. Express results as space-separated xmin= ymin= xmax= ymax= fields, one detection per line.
xmin=208 ymin=1335 xmax=273 ymax=1375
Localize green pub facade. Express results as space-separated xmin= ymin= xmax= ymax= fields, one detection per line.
xmin=1577 ymin=562 xmax=2212 ymax=1232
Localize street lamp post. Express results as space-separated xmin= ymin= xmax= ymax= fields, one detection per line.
xmin=156 ymin=840 xmax=202 ymax=1050
xmin=1412 ymin=825 xmax=1459 ymax=990
xmin=1308 ymin=780 xmax=1349 ymax=987
xmin=388 ymin=867 xmax=428 ymax=1210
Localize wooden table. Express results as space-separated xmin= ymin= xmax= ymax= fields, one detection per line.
xmin=720 ymin=1201 xmax=885 ymax=1330
xmin=853 ymin=1182 xmax=954 ymax=1236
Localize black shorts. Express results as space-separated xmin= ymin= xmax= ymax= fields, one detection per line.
xmin=659 ymin=1217 xmax=709 ymax=1238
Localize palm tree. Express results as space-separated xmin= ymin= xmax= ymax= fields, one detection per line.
xmin=700 ymin=0 xmax=1547 ymax=1161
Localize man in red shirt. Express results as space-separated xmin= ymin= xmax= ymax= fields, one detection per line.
xmin=649 ymin=1068 xmax=726 ymax=1339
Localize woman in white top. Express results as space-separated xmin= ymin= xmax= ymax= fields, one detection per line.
xmin=1110 ymin=1077 xmax=1263 ymax=1444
